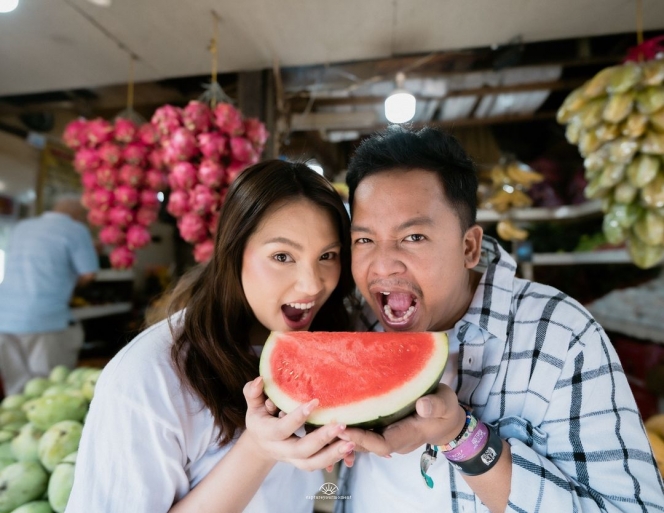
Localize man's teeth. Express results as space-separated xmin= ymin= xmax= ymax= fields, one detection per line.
xmin=381 ymin=291 xmax=390 ymax=295
xmin=286 ymin=301 xmax=315 ymax=310
xmin=383 ymin=303 xmax=415 ymax=323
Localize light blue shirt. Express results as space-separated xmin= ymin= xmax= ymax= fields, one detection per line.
xmin=0 ymin=212 xmax=99 ymax=333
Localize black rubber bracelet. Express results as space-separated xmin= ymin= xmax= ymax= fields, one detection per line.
xmin=447 ymin=423 xmax=503 ymax=476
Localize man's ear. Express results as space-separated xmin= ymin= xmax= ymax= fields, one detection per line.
xmin=463 ymin=225 xmax=483 ymax=269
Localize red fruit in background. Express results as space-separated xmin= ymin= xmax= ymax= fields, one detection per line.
xmin=81 ymin=191 xmax=96 ymax=210
xmin=198 ymin=132 xmax=227 ymax=160
xmin=138 ymin=123 xmax=159 ymax=145
xmin=152 ymin=105 xmax=182 ymax=136
xmin=183 ymin=101 xmax=212 ymax=134
xmin=198 ymin=159 xmax=225 ymax=188
xmin=109 ymin=246 xmax=135 ymax=269
xmin=87 ymin=208 xmax=108 ymax=227
xmin=63 ymin=119 xmax=88 ymax=150
xmin=92 ymin=189 xmax=114 ymax=210
xmin=230 ymin=137 xmax=255 ymax=163
xmin=244 ymin=118 xmax=269 ymax=147
xmin=139 ymin=189 xmax=160 ymax=209
xmin=115 ymin=185 xmax=139 ymax=208
xmin=136 ymin=207 xmax=158 ymax=227
xmin=99 ymin=142 xmax=122 ymax=166
xmin=74 ymin=148 xmax=101 ymax=173
xmin=81 ymin=171 xmax=98 ymax=190
xmin=167 ymin=190 xmax=190 ymax=217
xmin=148 ymin=149 xmax=165 ymax=170
xmin=126 ymin=224 xmax=151 ymax=250
xmin=145 ymin=169 xmax=166 ymax=191
xmin=190 ymin=184 xmax=219 ymax=215
xmin=86 ymin=118 xmax=113 ymax=147
xmin=122 ymin=143 xmax=148 ymax=166
xmin=213 ymin=103 xmax=244 ymax=136
xmin=193 ymin=238 xmax=215 ymax=263
xmin=108 ymin=205 xmax=134 ymax=227
xmin=119 ymin=164 xmax=144 ymax=187
xmin=99 ymin=225 xmax=126 ymax=246
xmin=96 ymin=165 xmax=119 ymax=190
xmin=169 ymin=162 xmax=197 ymax=190
xmin=114 ymin=118 xmax=138 ymax=143
xmin=178 ymin=212 xmax=208 ymax=243
xmin=225 ymin=160 xmax=249 ymax=186
xmin=169 ymin=128 xmax=199 ymax=161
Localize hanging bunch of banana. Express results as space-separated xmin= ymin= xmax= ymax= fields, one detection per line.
xmin=482 ymin=160 xmax=544 ymax=242
xmin=556 ymin=55 xmax=664 ymax=269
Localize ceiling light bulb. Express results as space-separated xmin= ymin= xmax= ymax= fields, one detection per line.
xmin=385 ymin=90 xmax=416 ymax=124
xmin=86 ymin=0 xmax=112 ymax=6
xmin=0 ymin=0 xmax=19 ymax=13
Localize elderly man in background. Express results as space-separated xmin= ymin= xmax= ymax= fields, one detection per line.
xmin=0 ymin=195 xmax=99 ymax=395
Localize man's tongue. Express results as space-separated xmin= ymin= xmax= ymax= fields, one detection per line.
xmin=386 ymin=293 xmax=413 ymax=315
xmin=282 ymin=304 xmax=304 ymax=321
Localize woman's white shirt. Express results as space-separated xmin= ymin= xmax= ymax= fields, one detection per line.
xmin=65 ymin=316 xmax=323 ymax=513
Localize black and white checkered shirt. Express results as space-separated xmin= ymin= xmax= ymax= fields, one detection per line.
xmin=336 ymin=236 xmax=664 ymax=513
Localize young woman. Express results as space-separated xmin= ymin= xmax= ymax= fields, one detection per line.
xmin=67 ymin=160 xmax=356 ymax=513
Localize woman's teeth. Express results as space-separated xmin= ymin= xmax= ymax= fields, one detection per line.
xmin=286 ymin=301 xmax=315 ymax=310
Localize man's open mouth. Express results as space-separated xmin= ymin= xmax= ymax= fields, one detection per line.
xmin=378 ymin=291 xmax=418 ymax=325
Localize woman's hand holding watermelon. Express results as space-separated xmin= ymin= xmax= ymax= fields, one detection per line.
xmin=337 ymin=384 xmax=466 ymax=456
xmin=242 ymin=377 xmax=356 ymax=471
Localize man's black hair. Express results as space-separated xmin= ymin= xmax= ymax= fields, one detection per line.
xmin=346 ymin=125 xmax=478 ymax=231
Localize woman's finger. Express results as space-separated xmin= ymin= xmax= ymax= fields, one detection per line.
xmin=243 ymin=377 xmax=267 ymax=411
xmin=291 ymin=439 xmax=355 ymax=472
xmin=269 ymin=399 xmax=319 ymax=440
xmin=285 ymin=422 xmax=347 ymax=460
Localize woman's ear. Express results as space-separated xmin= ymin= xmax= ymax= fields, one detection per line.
xmin=463 ymin=225 xmax=483 ymax=269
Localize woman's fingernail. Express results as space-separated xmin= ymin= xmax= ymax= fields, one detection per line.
xmin=341 ymin=442 xmax=355 ymax=453
xmin=384 ymin=454 xmax=392 ymax=459
xmin=302 ymin=399 xmax=318 ymax=416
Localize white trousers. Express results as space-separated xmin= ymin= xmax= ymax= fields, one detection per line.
xmin=0 ymin=323 xmax=84 ymax=395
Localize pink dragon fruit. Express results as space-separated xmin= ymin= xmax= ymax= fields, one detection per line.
xmin=214 ymin=103 xmax=244 ymax=136
xmin=183 ymin=101 xmax=212 ymax=134
xmin=167 ymin=190 xmax=190 ymax=217
xmin=145 ymin=168 xmax=166 ymax=191
xmin=109 ymin=246 xmax=135 ymax=269
xmin=108 ymin=205 xmax=134 ymax=227
xmin=74 ymin=148 xmax=101 ymax=173
xmin=96 ymin=165 xmax=119 ymax=190
xmin=138 ymin=123 xmax=160 ymax=146
xmin=126 ymin=224 xmax=151 ymax=250
xmin=99 ymin=225 xmax=126 ymax=246
xmin=193 ymin=239 xmax=215 ymax=263
xmin=225 ymin=160 xmax=249 ymax=186
xmin=119 ymin=164 xmax=144 ymax=187
xmin=169 ymin=161 xmax=197 ymax=190
xmin=198 ymin=159 xmax=225 ymax=188
xmin=122 ymin=143 xmax=148 ymax=166
xmin=63 ymin=119 xmax=88 ymax=150
xmin=81 ymin=191 xmax=96 ymax=210
xmin=115 ymin=185 xmax=139 ymax=208
xmin=169 ymin=128 xmax=199 ymax=161
xmin=98 ymin=142 xmax=122 ymax=166
xmin=189 ymin=184 xmax=219 ymax=215
xmin=178 ymin=212 xmax=208 ymax=243
xmin=198 ymin=131 xmax=228 ymax=160
xmin=92 ymin=188 xmax=114 ymax=210
xmin=208 ymin=211 xmax=220 ymax=235
xmin=244 ymin=118 xmax=269 ymax=147
xmin=114 ymin=118 xmax=138 ymax=143
xmin=152 ymin=105 xmax=182 ymax=135
xmin=230 ymin=137 xmax=256 ymax=163
xmin=135 ymin=207 xmax=158 ymax=227
xmin=87 ymin=208 xmax=109 ymax=227
xmin=81 ymin=171 xmax=99 ymax=190
xmin=139 ymin=189 xmax=160 ymax=209
xmin=86 ymin=118 xmax=113 ymax=147
xmin=148 ymin=149 xmax=165 ymax=170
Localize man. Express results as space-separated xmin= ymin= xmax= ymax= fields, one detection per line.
xmin=0 ymin=195 xmax=99 ymax=394
xmin=336 ymin=126 xmax=664 ymax=512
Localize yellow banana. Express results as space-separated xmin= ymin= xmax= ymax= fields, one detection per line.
xmin=496 ymin=220 xmax=528 ymax=241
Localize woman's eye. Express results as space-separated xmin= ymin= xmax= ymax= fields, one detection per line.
xmin=320 ymin=252 xmax=338 ymax=261
xmin=404 ymin=234 xmax=425 ymax=242
xmin=273 ymin=253 xmax=292 ymax=263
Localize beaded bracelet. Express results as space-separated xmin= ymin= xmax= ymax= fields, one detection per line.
xmin=440 ymin=404 xmax=477 ymax=452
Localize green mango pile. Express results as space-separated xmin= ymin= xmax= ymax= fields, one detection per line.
xmin=557 ymin=59 xmax=664 ymax=268
xmin=0 ymin=366 xmax=102 ymax=513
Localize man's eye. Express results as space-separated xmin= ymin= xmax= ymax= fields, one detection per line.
xmin=273 ymin=253 xmax=292 ymax=263
xmin=404 ymin=234 xmax=425 ymax=242
xmin=354 ymin=238 xmax=372 ymax=245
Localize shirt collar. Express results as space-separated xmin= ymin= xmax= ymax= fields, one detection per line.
xmin=457 ymin=235 xmax=517 ymax=344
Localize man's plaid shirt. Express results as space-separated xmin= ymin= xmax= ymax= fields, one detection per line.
xmin=337 ymin=236 xmax=664 ymax=512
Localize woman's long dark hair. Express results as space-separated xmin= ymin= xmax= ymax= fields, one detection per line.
xmin=168 ymin=160 xmax=354 ymax=445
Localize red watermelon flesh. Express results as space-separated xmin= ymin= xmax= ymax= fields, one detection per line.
xmin=260 ymin=331 xmax=448 ymax=428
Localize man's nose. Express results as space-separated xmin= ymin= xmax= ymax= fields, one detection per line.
xmin=369 ymin=242 xmax=406 ymax=277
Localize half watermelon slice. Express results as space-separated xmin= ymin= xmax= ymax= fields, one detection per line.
xmin=260 ymin=331 xmax=449 ymax=429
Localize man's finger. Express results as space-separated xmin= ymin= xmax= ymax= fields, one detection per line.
xmin=415 ymin=384 xmax=460 ymax=419
xmin=336 ymin=427 xmax=391 ymax=457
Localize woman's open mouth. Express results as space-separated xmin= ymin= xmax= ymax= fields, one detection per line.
xmin=378 ymin=291 xmax=418 ymax=327
xmin=281 ymin=301 xmax=315 ymax=330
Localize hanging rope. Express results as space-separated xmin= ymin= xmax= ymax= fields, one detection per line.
xmin=127 ymin=55 xmax=135 ymax=112
xmin=209 ymin=10 xmax=220 ymax=107
xmin=636 ymin=0 xmax=644 ymax=48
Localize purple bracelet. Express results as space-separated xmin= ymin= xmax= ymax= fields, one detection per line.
xmin=443 ymin=421 xmax=489 ymax=462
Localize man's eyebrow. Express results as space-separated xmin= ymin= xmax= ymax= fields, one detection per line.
xmin=350 ymin=217 xmax=434 ymax=233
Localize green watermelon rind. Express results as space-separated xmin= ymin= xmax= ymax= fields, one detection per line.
xmin=260 ymin=332 xmax=449 ymax=429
